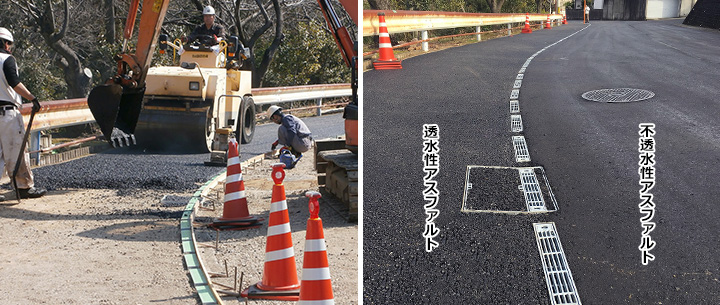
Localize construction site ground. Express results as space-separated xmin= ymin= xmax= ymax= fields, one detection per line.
xmin=0 ymin=151 xmax=357 ymax=304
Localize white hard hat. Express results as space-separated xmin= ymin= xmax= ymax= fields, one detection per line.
xmin=267 ymin=105 xmax=281 ymax=118
xmin=0 ymin=27 xmax=13 ymax=43
xmin=203 ymin=6 xmax=215 ymax=15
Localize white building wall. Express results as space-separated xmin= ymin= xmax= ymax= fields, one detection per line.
xmin=647 ymin=0 xmax=681 ymax=19
xmin=594 ymin=0 xmax=604 ymax=10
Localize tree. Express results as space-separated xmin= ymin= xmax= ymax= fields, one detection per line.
xmin=11 ymin=0 xmax=93 ymax=98
xmin=486 ymin=0 xmax=507 ymax=12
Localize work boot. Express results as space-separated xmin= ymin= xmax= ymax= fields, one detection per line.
xmin=18 ymin=187 xmax=47 ymax=199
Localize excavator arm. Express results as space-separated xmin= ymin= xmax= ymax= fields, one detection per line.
xmin=316 ymin=0 xmax=358 ymax=152
xmin=87 ymin=0 xmax=170 ymax=147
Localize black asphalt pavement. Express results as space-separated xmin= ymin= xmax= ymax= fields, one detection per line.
xmin=364 ymin=19 xmax=720 ymax=304
xmin=25 ymin=113 xmax=343 ymax=191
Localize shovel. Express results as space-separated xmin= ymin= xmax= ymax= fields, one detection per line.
xmin=11 ymin=102 xmax=39 ymax=204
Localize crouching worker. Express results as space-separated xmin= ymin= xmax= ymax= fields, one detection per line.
xmin=267 ymin=106 xmax=313 ymax=169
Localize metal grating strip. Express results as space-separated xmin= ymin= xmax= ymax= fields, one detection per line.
xmin=511 ymin=89 xmax=520 ymax=99
xmin=518 ymin=168 xmax=545 ymax=211
xmin=533 ymin=223 xmax=582 ymax=305
xmin=511 ymin=115 xmax=523 ymax=132
xmin=512 ymin=136 xmax=530 ymax=162
xmin=514 ymin=80 xmax=523 ymax=89
xmin=510 ymin=100 xmax=520 ymax=113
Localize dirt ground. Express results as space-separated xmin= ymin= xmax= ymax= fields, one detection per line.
xmin=0 ymin=152 xmax=358 ymax=304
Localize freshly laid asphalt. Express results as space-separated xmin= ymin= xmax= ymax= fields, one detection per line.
xmin=364 ymin=19 xmax=720 ymax=304
xmin=28 ymin=113 xmax=344 ymax=191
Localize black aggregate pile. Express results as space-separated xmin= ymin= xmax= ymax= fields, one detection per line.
xmin=32 ymin=147 xmax=223 ymax=191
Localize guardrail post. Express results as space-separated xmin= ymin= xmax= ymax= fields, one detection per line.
xmin=507 ymin=23 xmax=512 ymax=36
xmin=421 ymin=30 xmax=429 ymax=52
xmin=476 ymin=26 xmax=482 ymax=41
xmin=316 ymin=98 xmax=323 ymax=116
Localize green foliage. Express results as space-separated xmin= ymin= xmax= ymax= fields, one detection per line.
xmin=261 ymin=22 xmax=349 ymax=87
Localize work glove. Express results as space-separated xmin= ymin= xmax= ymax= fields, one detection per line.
xmin=271 ymin=140 xmax=279 ymax=151
xmin=31 ymin=98 xmax=41 ymax=113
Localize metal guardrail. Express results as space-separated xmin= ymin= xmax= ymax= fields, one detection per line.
xmin=19 ymin=83 xmax=351 ymax=163
xmin=20 ymin=83 xmax=352 ymax=131
xmin=363 ymin=10 xmax=563 ymax=36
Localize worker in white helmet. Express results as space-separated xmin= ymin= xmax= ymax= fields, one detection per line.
xmin=0 ymin=27 xmax=47 ymax=201
xmin=188 ymin=6 xmax=226 ymax=45
xmin=267 ymin=105 xmax=313 ymax=164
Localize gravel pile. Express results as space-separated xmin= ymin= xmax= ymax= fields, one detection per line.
xmin=32 ymin=147 xmax=223 ymax=191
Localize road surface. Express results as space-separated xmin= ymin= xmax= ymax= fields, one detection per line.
xmin=364 ymin=19 xmax=720 ymax=304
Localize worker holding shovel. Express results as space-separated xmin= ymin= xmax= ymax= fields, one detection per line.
xmin=0 ymin=27 xmax=47 ymax=202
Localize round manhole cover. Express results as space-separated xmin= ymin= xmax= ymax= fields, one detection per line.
xmin=582 ymin=88 xmax=655 ymax=103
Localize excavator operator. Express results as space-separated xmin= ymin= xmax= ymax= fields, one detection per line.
xmin=188 ymin=6 xmax=225 ymax=45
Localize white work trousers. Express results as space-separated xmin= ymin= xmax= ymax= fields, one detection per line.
xmin=0 ymin=108 xmax=34 ymax=189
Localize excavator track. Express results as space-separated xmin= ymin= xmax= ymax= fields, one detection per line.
xmin=133 ymin=99 xmax=215 ymax=152
xmin=315 ymin=139 xmax=358 ymax=222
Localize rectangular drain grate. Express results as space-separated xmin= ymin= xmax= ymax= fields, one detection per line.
xmin=511 ymin=115 xmax=523 ymax=132
xmin=512 ymin=136 xmax=530 ymax=162
xmin=510 ymin=100 xmax=520 ymax=113
xmin=519 ymin=168 xmax=545 ymax=211
xmin=461 ymin=166 xmax=558 ymax=214
xmin=511 ymin=89 xmax=520 ymax=99
xmin=514 ymin=80 xmax=523 ymax=89
xmin=533 ymin=222 xmax=582 ymax=305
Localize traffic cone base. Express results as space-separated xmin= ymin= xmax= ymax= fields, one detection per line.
xmin=241 ymin=284 xmax=300 ymax=301
xmin=373 ymin=60 xmax=403 ymax=70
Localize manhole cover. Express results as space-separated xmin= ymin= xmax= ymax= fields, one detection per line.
xmin=582 ymin=88 xmax=654 ymax=103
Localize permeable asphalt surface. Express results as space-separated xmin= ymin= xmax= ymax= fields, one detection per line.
xmin=29 ymin=113 xmax=344 ymax=191
xmin=364 ymin=19 xmax=720 ymax=304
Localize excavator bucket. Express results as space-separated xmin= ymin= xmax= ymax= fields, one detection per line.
xmin=87 ymin=84 xmax=144 ymax=147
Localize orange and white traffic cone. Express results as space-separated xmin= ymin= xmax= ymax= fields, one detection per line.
xmin=562 ymin=12 xmax=568 ymax=25
xmin=241 ymin=163 xmax=301 ymax=301
xmin=545 ymin=14 xmax=552 ymax=29
xmin=298 ymin=191 xmax=334 ymax=304
xmin=521 ymin=13 xmax=533 ymax=34
xmin=213 ymin=138 xmax=260 ymax=228
xmin=372 ymin=12 xmax=402 ymax=70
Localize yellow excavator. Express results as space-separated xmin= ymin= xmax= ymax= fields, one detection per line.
xmin=87 ymin=0 xmax=255 ymax=162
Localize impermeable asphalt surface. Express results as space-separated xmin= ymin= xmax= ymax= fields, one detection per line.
xmin=364 ymin=19 xmax=720 ymax=304
xmin=25 ymin=113 xmax=344 ymax=191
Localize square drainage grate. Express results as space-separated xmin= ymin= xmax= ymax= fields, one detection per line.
xmin=517 ymin=74 xmax=524 ymax=80
xmin=511 ymin=89 xmax=520 ymax=99
xmin=512 ymin=135 xmax=530 ymax=162
xmin=510 ymin=100 xmax=520 ymax=113
xmin=461 ymin=166 xmax=558 ymax=214
xmin=533 ymin=222 xmax=582 ymax=305
xmin=511 ymin=115 xmax=523 ymax=132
